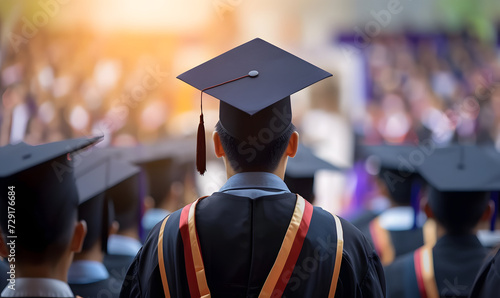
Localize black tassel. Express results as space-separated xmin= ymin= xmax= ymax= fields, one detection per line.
xmin=196 ymin=114 xmax=206 ymax=175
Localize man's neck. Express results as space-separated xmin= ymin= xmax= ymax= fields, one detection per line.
xmin=224 ymin=156 xmax=288 ymax=180
xmin=73 ymin=243 xmax=104 ymax=263
xmin=117 ymin=228 xmax=140 ymax=241
xmin=17 ymin=257 xmax=71 ymax=282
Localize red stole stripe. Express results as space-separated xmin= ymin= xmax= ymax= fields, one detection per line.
xmin=179 ymin=202 xmax=200 ymax=298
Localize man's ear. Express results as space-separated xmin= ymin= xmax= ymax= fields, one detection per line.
xmin=286 ymin=131 xmax=299 ymax=158
xmin=213 ymin=131 xmax=225 ymax=158
xmin=480 ymin=200 xmax=494 ymax=222
xmin=70 ymin=220 xmax=87 ymax=253
xmin=0 ymin=229 xmax=8 ymax=258
xmin=109 ymin=221 xmax=119 ymax=236
xmin=423 ymin=199 xmax=434 ymax=219
xmin=143 ymin=195 xmax=155 ymax=212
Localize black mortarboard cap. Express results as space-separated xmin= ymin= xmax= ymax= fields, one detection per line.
xmin=0 ymin=136 xmax=102 ymax=254
xmin=416 ymin=145 xmax=500 ymax=192
xmin=74 ymin=150 xmax=140 ymax=252
xmin=177 ymin=38 xmax=332 ymax=174
xmin=285 ymin=143 xmax=342 ymax=203
xmin=361 ymin=144 xmax=419 ymax=173
xmin=102 ymin=139 xmax=193 ymax=210
xmin=362 ymin=144 xmax=422 ymax=199
xmin=417 ymin=145 xmax=500 ymax=234
xmin=362 ymin=144 xmax=424 ymax=227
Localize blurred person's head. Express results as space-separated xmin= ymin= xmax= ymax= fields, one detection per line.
xmin=424 ymin=188 xmax=492 ymax=236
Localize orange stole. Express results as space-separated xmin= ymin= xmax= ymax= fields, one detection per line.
xmin=369 ymin=217 xmax=437 ymax=266
xmin=369 ymin=217 xmax=395 ymax=265
xmin=414 ymin=245 xmax=439 ymax=298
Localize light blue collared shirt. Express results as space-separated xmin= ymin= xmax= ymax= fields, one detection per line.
xmin=142 ymin=208 xmax=171 ymax=232
xmin=218 ymin=172 xmax=290 ymax=199
xmin=1 ymin=278 xmax=74 ymax=297
xmin=107 ymin=235 xmax=142 ymax=257
xmin=67 ymin=260 xmax=109 ymax=284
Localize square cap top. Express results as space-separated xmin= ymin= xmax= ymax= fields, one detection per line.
xmin=0 ymin=136 xmax=102 ymax=178
xmin=102 ymin=138 xmax=195 ymax=165
xmin=74 ymin=150 xmax=140 ymax=204
xmin=416 ymin=145 xmax=500 ymax=192
xmin=361 ymin=144 xmax=419 ymax=173
xmin=177 ymin=38 xmax=332 ymax=116
xmin=286 ymin=143 xmax=343 ymax=178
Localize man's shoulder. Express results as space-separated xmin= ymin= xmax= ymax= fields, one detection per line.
xmin=311 ymin=206 xmax=368 ymax=240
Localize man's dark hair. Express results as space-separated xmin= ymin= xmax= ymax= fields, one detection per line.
xmin=215 ymin=121 xmax=295 ymax=173
xmin=428 ymin=188 xmax=490 ymax=235
xmin=0 ymin=157 xmax=79 ymax=265
xmin=108 ymin=174 xmax=141 ymax=231
xmin=378 ymin=169 xmax=417 ymax=206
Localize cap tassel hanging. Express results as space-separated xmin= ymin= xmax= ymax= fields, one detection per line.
xmin=196 ymin=70 xmax=259 ymax=175
xmin=196 ymin=113 xmax=207 ymax=175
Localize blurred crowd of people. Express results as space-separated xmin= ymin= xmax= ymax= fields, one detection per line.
xmin=355 ymin=30 xmax=500 ymax=148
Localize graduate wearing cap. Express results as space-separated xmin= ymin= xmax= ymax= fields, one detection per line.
xmin=353 ymin=145 xmax=437 ymax=266
xmin=68 ymin=152 xmax=137 ymax=298
xmin=104 ymin=141 xmax=190 ymax=239
xmin=120 ymin=38 xmax=385 ymax=297
xmin=284 ymin=143 xmax=343 ymax=204
xmin=384 ymin=145 xmax=499 ymax=298
xmin=103 ymin=159 xmax=144 ymax=285
xmin=0 ymin=137 xmax=101 ymax=297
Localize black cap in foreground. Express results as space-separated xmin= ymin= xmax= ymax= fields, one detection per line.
xmin=0 ymin=136 xmax=102 ymax=253
xmin=177 ymin=38 xmax=332 ymax=174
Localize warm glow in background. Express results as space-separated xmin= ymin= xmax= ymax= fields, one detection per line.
xmin=1 ymin=0 xmax=499 ymax=213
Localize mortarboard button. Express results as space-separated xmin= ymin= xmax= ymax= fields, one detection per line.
xmin=248 ymin=70 xmax=259 ymax=77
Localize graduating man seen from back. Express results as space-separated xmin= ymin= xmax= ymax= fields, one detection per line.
xmin=384 ymin=145 xmax=499 ymax=298
xmin=120 ymin=38 xmax=386 ymax=297
xmin=0 ymin=137 xmax=101 ymax=297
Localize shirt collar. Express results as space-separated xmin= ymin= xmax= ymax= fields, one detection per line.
xmin=219 ymin=172 xmax=290 ymax=193
xmin=378 ymin=206 xmax=415 ymax=231
xmin=107 ymin=234 xmax=142 ymax=257
xmin=1 ymin=278 xmax=74 ymax=297
xmin=67 ymin=260 xmax=109 ymax=284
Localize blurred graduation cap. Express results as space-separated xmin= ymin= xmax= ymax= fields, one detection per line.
xmin=74 ymin=150 xmax=140 ymax=253
xmin=102 ymin=138 xmax=194 ymax=209
xmin=177 ymin=38 xmax=332 ymax=174
xmin=0 ymin=136 xmax=102 ymax=252
xmin=361 ymin=144 xmax=422 ymax=205
xmin=284 ymin=143 xmax=343 ymax=203
xmin=362 ymin=144 xmax=425 ymax=228
xmin=416 ymin=145 xmax=500 ymax=234
xmin=416 ymin=145 xmax=500 ymax=192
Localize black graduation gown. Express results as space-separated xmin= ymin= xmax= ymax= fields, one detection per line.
xmin=350 ymin=209 xmax=379 ymax=229
xmin=469 ymin=247 xmax=500 ymax=297
xmin=355 ymin=213 xmax=425 ymax=263
xmin=70 ymin=276 xmax=122 ymax=298
xmin=120 ymin=192 xmax=386 ymax=297
xmin=384 ymin=235 xmax=488 ymax=298
xmin=104 ymin=254 xmax=135 ymax=283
